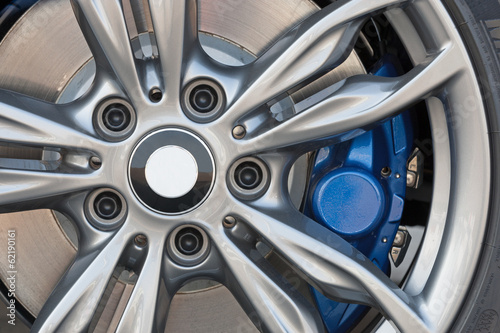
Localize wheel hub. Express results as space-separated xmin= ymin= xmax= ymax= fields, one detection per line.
xmin=129 ymin=128 xmax=215 ymax=215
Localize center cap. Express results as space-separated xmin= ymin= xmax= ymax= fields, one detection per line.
xmin=145 ymin=146 xmax=198 ymax=198
xmin=129 ymin=129 xmax=215 ymax=214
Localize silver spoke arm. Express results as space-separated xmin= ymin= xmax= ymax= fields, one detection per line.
xmin=149 ymin=0 xmax=197 ymax=99
xmin=71 ymin=0 xmax=143 ymax=101
xmin=215 ymin=231 xmax=324 ymax=333
xmin=0 ymin=169 xmax=102 ymax=211
xmin=232 ymin=202 xmax=433 ymax=332
xmin=31 ymin=230 xmax=126 ymax=332
xmin=225 ymin=0 xmax=405 ymax=122
xmin=238 ymin=43 xmax=464 ymax=155
xmin=115 ymin=236 xmax=167 ymax=333
xmin=0 ymin=89 xmax=102 ymax=150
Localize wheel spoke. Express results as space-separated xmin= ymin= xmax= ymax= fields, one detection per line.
xmin=71 ymin=0 xmax=143 ymax=101
xmin=224 ymin=0 xmax=405 ymax=124
xmin=232 ymin=201 xmax=433 ymax=332
xmin=115 ymin=236 xmax=167 ymax=333
xmin=31 ymin=230 xmax=125 ymax=332
xmin=149 ymin=0 xmax=197 ymax=99
xmin=0 ymin=89 xmax=101 ymax=150
xmin=216 ymin=230 xmax=324 ymax=333
xmin=0 ymin=169 xmax=102 ymax=211
xmin=237 ymin=42 xmax=464 ymax=155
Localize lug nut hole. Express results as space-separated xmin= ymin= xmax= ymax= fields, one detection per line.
xmin=182 ymin=79 xmax=225 ymax=122
xmin=189 ymin=85 xmax=218 ymax=113
xmin=93 ymin=98 xmax=136 ymax=141
xmin=103 ymin=104 xmax=131 ymax=131
xmin=175 ymin=227 xmax=203 ymax=255
xmin=228 ymin=157 xmax=270 ymax=200
xmin=94 ymin=192 xmax=122 ymax=220
xmin=167 ymin=225 xmax=210 ymax=266
xmin=85 ymin=188 xmax=127 ymax=231
xmin=235 ymin=162 xmax=263 ymax=190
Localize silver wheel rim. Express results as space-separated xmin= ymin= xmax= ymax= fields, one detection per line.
xmin=0 ymin=0 xmax=490 ymax=332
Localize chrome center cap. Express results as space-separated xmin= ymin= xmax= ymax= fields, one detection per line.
xmin=145 ymin=146 xmax=198 ymax=199
xmin=129 ymin=129 xmax=215 ymax=214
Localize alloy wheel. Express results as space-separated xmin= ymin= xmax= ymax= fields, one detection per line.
xmin=0 ymin=0 xmax=491 ymax=332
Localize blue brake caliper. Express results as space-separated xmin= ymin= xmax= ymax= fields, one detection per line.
xmin=304 ymin=54 xmax=414 ymax=332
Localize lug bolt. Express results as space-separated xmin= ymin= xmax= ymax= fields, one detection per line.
xmin=134 ymin=234 xmax=148 ymax=247
xmin=167 ymin=225 xmax=210 ymax=266
xmin=223 ymin=215 xmax=237 ymax=228
xmin=85 ymin=188 xmax=127 ymax=231
xmin=149 ymin=87 xmax=163 ymax=103
xmin=175 ymin=227 xmax=203 ymax=255
xmin=234 ymin=162 xmax=262 ymax=190
xmin=94 ymin=98 xmax=136 ymax=141
xmin=89 ymin=156 xmax=102 ymax=170
xmin=182 ymin=79 xmax=225 ymax=122
xmin=94 ymin=192 xmax=122 ymax=220
xmin=103 ymin=104 xmax=130 ymax=131
xmin=232 ymin=125 xmax=246 ymax=140
xmin=228 ymin=157 xmax=270 ymax=200
xmin=189 ymin=85 xmax=218 ymax=113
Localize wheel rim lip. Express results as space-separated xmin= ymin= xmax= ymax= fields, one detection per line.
xmin=375 ymin=0 xmax=491 ymax=331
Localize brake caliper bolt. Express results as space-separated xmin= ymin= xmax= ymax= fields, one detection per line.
xmin=89 ymin=156 xmax=102 ymax=170
xmin=232 ymin=125 xmax=246 ymax=140
xmin=381 ymin=167 xmax=392 ymax=177
xmin=223 ymin=215 xmax=237 ymax=228
xmin=149 ymin=87 xmax=163 ymax=103
xmin=134 ymin=234 xmax=148 ymax=247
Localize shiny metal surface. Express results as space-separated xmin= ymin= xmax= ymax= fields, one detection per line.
xmin=0 ymin=0 xmax=491 ymax=332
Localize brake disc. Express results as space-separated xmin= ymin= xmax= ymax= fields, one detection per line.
xmin=0 ymin=0 xmax=365 ymax=330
